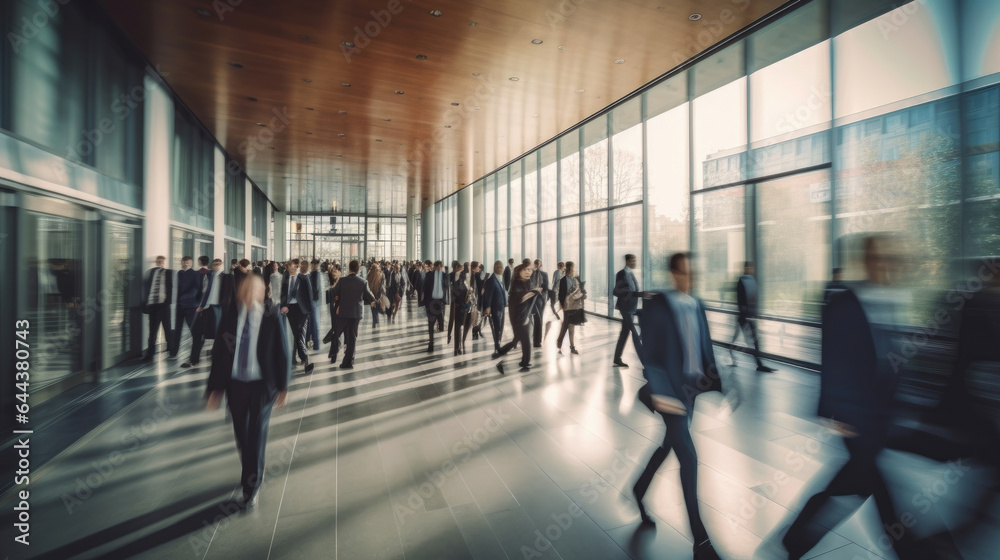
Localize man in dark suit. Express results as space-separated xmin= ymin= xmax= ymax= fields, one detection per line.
xmin=772 ymin=236 xmax=924 ymax=560
xmin=530 ymin=259 xmax=549 ymax=347
xmin=613 ymin=254 xmax=643 ymax=367
xmin=307 ymin=258 xmax=322 ymax=350
xmin=141 ymin=255 xmax=173 ymax=361
xmin=169 ymin=256 xmax=201 ymax=361
xmin=503 ymin=258 xmax=514 ymax=292
xmin=732 ymin=261 xmax=776 ymax=372
xmin=329 ymin=260 xmax=376 ymax=369
xmin=483 ymin=260 xmax=508 ymax=357
xmin=280 ymin=258 xmax=314 ymax=373
xmin=206 ymin=274 xmax=290 ymax=509
xmin=185 ymin=258 xmax=234 ymax=368
xmin=633 ymin=252 xmax=723 ymax=560
xmin=422 ymin=260 xmax=446 ymax=353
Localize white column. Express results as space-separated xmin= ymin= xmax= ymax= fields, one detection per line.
xmin=213 ymin=146 xmax=226 ymax=260
xmin=406 ymin=195 xmax=416 ymax=261
xmin=274 ymin=211 xmax=286 ymax=262
xmin=421 ymin=204 xmax=434 ymax=262
xmin=142 ymin=74 xmax=172 ymax=264
xmin=244 ymin=177 xmax=253 ymax=259
xmin=457 ymin=186 xmax=472 ymax=263
xmin=472 ymin=185 xmax=483 ymax=261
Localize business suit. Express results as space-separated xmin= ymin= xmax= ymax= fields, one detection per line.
xmin=189 ymin=271 xmax=234 ymax=365
xmin=170 ymin=268 xmax=202 ymax=357
xmin=422 ymin=269 xmax=447 ymax=351
xmin=633 ymin=290 xmax=720 ymax=548
xmin=503 ymin=265 xmax=512 ymax=292
xmin=613 ymin=267 xmax=642 ymax=363
xmin=782 ymin=287 xmax=922 ymax=559
xmin=482 ymin=274 xmax=507 ymax=354
xmin=141 ymin=266 xmax=174 ymax=359
xmin=732 ymin=274 xmax=765 ymax=368
xmin=206 ymin=298 xmax=290 ymax=503
xmin=498 ymin=277 xmax=536 ymax=367
xmin=307 ymin=269 xmax=322 ymax=348
xmin=329 ymin=273 xmax=375 ymax=367
xmin=449 ymin=273 xmax=471 ymax=355
xmin=530 ymin=269 xmax=549 ymax=346
xmin=281 ymin=272 xmax=314 ymax=365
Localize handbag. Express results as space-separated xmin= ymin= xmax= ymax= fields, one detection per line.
xmin=379 ymin=293 xmax=390 ymax=311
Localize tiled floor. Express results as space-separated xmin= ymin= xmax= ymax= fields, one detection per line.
xmin=1 ymin=300 xmax=996 ymax=559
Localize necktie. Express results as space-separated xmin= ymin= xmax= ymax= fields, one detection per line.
xmin=236 ymin=312 xmax=252 ymax=380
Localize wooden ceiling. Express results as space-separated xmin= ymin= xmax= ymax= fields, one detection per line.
xmin=98 ymin=0 xmax=787 ymax=213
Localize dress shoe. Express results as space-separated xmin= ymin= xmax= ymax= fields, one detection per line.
xmin=496 ymin=363 xmax=505 ymax=375
xmin=632 ymin=486 xmax=654 ymax=526
xmin=613 ymin=360 xmax=629 ymax=368
xmin=304 ymin=363 xmax=315 ymax=374
xmin=181 ymin=361 xmax=198 ymax=368
xmin=491 ymin=352 xmax=500 ymax=359
xmin=167 ymin=353 xmax=178 ymax=361
xmin=427 ymin=345 xmax=434 ymax=354
xmin=340 ymin=363 xmax=353 ymax=369
xmin=533 ymin=343 xmax=542 ymax=348
xmin=570 ymin=347 xmax=579 ymax=355
xmin=693 ymin=539 xmax=721 ymax=560
xmin=518 ymin=366 xmax=531 ymax=373
xmin=757 ymin=364 xmax=777 ymax=372
xmin=242 ymin=492 xmax=258 ymax=509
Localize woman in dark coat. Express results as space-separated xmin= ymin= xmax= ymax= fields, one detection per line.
xmin=502 ymin=264 xmax=543 ymax=370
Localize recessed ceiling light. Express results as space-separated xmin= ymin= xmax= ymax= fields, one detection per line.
xmin=384 ymin=118 xmax=392 ymax=121
xmin=474 ymin=106 xmax=480 ymax=110
xmin=246 ymin=96 xmax=258 ymax=101
xmin=228 ymin=61 xmax=243 ymax=68
xmin=338 ymin=133 xmax=346 ymax=138
xmin=394 ymin=90 xmax=405 ymax=94
xmin=256 ymin=122 xmax=266 ymax=127
xmin=306 ymin=132 xmax=312 ymax=135
xmin=558 ymin=45 xmax=565 ymax=50
xmin=531 ymin=39 xmax=543 ymax=44
xmin=532 ymin=114 xmax=539 ymax=118
xmin=444 ymin=125 xmax=451 ymax=128
xmin=195 ymin=8 xmax=212 ymax=16
xmin=575 ymin=89 xmax=585 ymax=93
xmin=341 ymin=41 xmax=355 ymax=48
xmin=429 ymin=9 xmax=443 ymax=16
xmin=341 ymin=82 xmax=351 ymax=87
xmin=614 ymin=59 xmax=625 ymax=64
xmin=306 ymin=107 xmax=314 ymax=110
xmin=509 ymin=77 xmax=519 ymax=81
xmin=303 ymin=78 xmax=312 ymax=83
xmin=336 ymin=154 xmax=342 ymax=157
xmin=689 ymin=13 xmax=702 ymax=21
xmin=268 ymin=146 xmax=275 ymax=150
xmin=450 ymin=102 xmax=459 ymax=106
xmin=301 ymin=34 xmax=311 ymax=40
xmin=338 ymin=110 xmax=347 ymax=114
xmin=471 ymin=72 xmax=480 ymax=76
xmin=375 ymin=139 xmax=383 ymax=142
xmin=415 ymin=54 xmax=428 ymax=60
xmin=469 ymin=21 xmax=477 ymax=26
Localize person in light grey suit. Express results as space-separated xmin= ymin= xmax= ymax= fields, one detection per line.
xmin=329 ymin=260 xmax=376 ymax=369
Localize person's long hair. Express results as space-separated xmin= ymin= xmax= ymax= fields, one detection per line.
xmin=367 ymin=264 xmax=383 ymax=294
xmin=564 ymin=261 xmax=576 ymax=278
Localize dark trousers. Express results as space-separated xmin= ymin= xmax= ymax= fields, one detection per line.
xmin=732 ymin=315 xmax=763 ymax=366
xmin=226 ymin=380 xmax=274 ymax=500
xmin=500 ymin=316 xmax=532 ymax=366
xmin=145 ymin=303 xmax=171 ymax=357
xmin=190 ymin=306 xmax=220 ymax=364
xmin=169 ymin=306 xmax=198 ymax=356
xmin=426 ymin=299 xmax=443 ymax=348
xmin=287 ymin=306 xmax=309 ymax=363
xmin=453 ymin=310 xmax=470 ymax=354
xmin=783 ymin=438 xmax=922 ymax=559
xmin=332 ymin=317 xmax=360 ymax=366
xmin=532 ymin=312 xmax=543 ymax=346
xmin=614 ymin=310 xmax=640 ymax=361
xmin=488 ymin=309 xmax=505 ymax=352
xmin=634 ymin=412 xmax=708 ymax=544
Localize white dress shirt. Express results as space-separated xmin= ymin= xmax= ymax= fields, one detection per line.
xmin=232 ymin=302 xmax=264 ymax=382
xmin=666 ymin=290 xmax=703 ymax=379
xmin=206 ymin=270 xmax=222 ymax=306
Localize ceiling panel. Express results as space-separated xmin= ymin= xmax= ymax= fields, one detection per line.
xmin=97 ymin=0 xmax=788 ymax=213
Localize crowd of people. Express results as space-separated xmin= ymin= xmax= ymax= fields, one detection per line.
xmin=137 ymin=240 xmax=999 ymax=559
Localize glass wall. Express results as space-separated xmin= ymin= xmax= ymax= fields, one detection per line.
xmin=466 ymin=0 xmax=1000 ymax=367
xmin=286 ymin=214 xmax=404 ymax=262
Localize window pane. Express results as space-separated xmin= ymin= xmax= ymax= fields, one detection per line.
xmin=497 ymin=167 xmax=508 ymax=232
xmin=693 ymin=187 xmax=745 ymax=303
xmin=583 ymin=117 xmax=609 ymax=211
xmin=525 ymin=153 xmax=538 ymax=223
xmin=757 ymin=170 xmax=832 ymax=319
xmin=560 ymin=133 xmax=580 ymax=216
xmin=540 ymin=143 xmax=558 ymax=220
xmin=524 ymin=224 xmax=537 ymax=259
xmin=583 ymin=212 xmax=609 ymax=314
xmin=962 ymin=0 xmax=1000 ymax=82
xmin=560 ymin=218 xmax=580 ymax=270
xmin=646 ymin=103 xmax=690 ymax=289
xmin=510 ymin=226 xmax=522 ymax=263
xmin=485 ymin=175 xmax=495 ymax=232
xmin=541 ymin=221 xmax=557 ymax=274
xmin=750 ymin=42 xmax=831 ymax=145
xmin=693 ymin=78 xmax=747 ymax=190
xmin=834 ymin=0 xmax=960 ymax=120
xmin=613 ymin=205 xmax=643 ymax=289
xmin=612 ymin=122 xmax=643 ymax=205
xmin=510 ymin=162 xmax=522 ymax=227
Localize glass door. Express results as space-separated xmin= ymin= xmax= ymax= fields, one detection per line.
xmin=104 ymin=221 xmax=140 ymax=366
